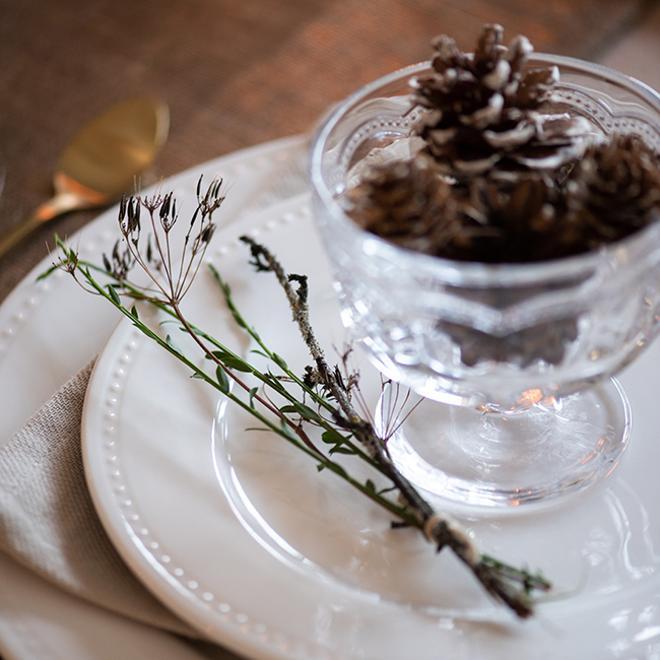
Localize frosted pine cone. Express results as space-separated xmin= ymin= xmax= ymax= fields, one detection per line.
xmin=345 ymin=159 xmax=456 ymax=254
xmin=346 ymin=158 xmax=565 ymax=262
xmin=411 ymin=24 xmax=593 ymax=179
xmin=565 ymin=134 xmax=660 ymax=244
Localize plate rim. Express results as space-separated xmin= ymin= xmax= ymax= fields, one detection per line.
xmin=81 ymin=196 xmax=343 ymax=660
xmin=79 ymin=195 xmax=660 ymax=659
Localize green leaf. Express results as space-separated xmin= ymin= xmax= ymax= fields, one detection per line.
xmin=37 ymin=264 xmax=59 ymax=281
xmin=130 ymin=305 xmax=139 ymax=320
xmin=210 ymin=350 xmax=251 ymax=372
xmin=316 ymin=464 xmax=326 ymax=473
xmin=321 ymin=429 xmax=346 ymax=445
xmin=377 ymin=485 xmax=397 ymax=496
xmin=279 ymin=405 xmax=299 ymax=414
xmin=216 ymin=365 xmax=229 ymax=393
xmin=333 ymin=464 xmax=348 ymax=478
xmin=279 ymin=401 xmax=321 ymax=423
xmin=107 ymin=285 xmax=121 ymax=306
xmin=191 ymin=372 xmax=206 ymax=380
xmin=329 ymin=446 xmax=355 ymax=456
xmin=273 ymin=353 xmax=288 ymax=370
xmin=365 ymin=479 xmax=376 ymax=494
xmin=248 ymin=387 xmax=258 ymax=408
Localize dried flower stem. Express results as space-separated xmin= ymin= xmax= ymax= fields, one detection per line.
xmin=45 ymin=179 xmax=550 ymax=618
xmin=240 ymin=235 xmax=549 ymax=617
xmin=50 ymin=240 xmax=417 ymax=525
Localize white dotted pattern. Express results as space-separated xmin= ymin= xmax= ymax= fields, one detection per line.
xmin=555 ymin=85 xmax=660 ymax=148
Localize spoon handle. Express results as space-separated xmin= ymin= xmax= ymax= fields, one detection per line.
xmin=0 ymin=193 xmax=83 ymax=259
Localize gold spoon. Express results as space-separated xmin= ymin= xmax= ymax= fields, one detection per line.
xmin=0 ymin=97 xmax=169 ymax=258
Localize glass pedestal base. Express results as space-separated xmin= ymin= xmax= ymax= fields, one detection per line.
xmin=380 ymin=378 xmax=631 ymax=508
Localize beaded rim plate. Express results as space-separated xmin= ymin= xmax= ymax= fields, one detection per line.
xmin=82 ymin=194 xmax=660 ymax=660
xmin=0 ymin=134 xmax=307 ymax=442
xmin=0 ymin=136 xmax=308 ymax=660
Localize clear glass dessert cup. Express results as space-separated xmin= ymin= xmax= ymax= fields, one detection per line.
xmin=309 ymin=55 xmax=660 ymax=508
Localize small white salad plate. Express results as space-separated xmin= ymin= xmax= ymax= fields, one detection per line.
xmin=82 ymin=192 xmax=660 ymax=660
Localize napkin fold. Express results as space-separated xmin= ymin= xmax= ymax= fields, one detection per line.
xmin=0 ymin=363 xmax=239 ymax=659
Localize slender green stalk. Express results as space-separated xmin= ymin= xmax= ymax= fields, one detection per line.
xmin=208 ymin=263 xmax=335 ymax=413
xmin=208 ymin=264 xmax=381 ymax=470
xmin=72 ymin=259 xmax=416 ymax=526
xmin=76 ymin=256 xmax=384 ymax=475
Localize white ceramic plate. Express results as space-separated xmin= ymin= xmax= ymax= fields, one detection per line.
xmin=82 ymin=195 xmax=660 ymax=660
xmin=0 ymin=134 xmax=307 ymax=442
xmin=0 ymin=135 xmax=306 ymax=660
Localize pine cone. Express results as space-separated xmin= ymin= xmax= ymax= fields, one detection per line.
xmin=345 ymin=159 xmax=456 ymax=254
xmin=347 ymin=159 xmax=565 ymax=262
xmin=565 ymin=134 xmax=660 ymax=245
xmin=434 ymin=175 xmax=580 ymax=366
xmin=410 ymin=24 xmax=593 ymax=179
xmin=446 ymin=174 xmax=562 ymax=262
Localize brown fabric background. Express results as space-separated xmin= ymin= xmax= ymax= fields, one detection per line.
xmin=0 ymin=0 xmax=654 ymax=299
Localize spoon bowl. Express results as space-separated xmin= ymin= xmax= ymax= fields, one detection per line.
xmin=0 ymin=97 xmax=169 ymax=258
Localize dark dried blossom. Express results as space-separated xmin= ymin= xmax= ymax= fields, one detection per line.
xmin=112 ymin=176 xmax=226 ymax=303
xmin=410 ymin=24 xmax=593 ymax=179
xmin=196 ymin=175 xmax=226 ymax=218
xmin=193 ymin=222 xmax=216 ymax=250
xmin=102 ymin=239 xmax=135 ymax=281
xmin=119 ymin=195 xmax=142 ymax=237
xmin=56 ymin=246 xmax=80 ymax=274
xmin=141 ymin=192 xmax=163 ymax=213
xmin=158 ymin=192 xmax=178 ymax=232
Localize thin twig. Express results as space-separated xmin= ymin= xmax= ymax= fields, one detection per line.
xmin=240 ymin=235 xmax=550 ymax=618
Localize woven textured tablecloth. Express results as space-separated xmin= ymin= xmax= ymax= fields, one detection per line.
xmin=0 ymin=0 xmax=649 ymax=300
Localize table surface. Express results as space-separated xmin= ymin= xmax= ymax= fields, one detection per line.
xmin=1 ymin=0 xmax=658 ymax=300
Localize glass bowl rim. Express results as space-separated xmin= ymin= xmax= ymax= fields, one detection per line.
xmin=308 ymin=54 xmax=660 ymax=288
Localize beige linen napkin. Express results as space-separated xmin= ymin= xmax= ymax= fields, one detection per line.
xmin=0 ymin=139 xmax=310 ymax=658
xmin=0 ymin=363 xmax=240 ymax=659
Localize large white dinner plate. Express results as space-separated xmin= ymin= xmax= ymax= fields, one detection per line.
xmin=83 ymin=194 xmax=660 ymax=659
xmin=0 ymin=134 xmax=307 ymax=442
xmin=0 ymin=135 xmax=306 ymax=660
